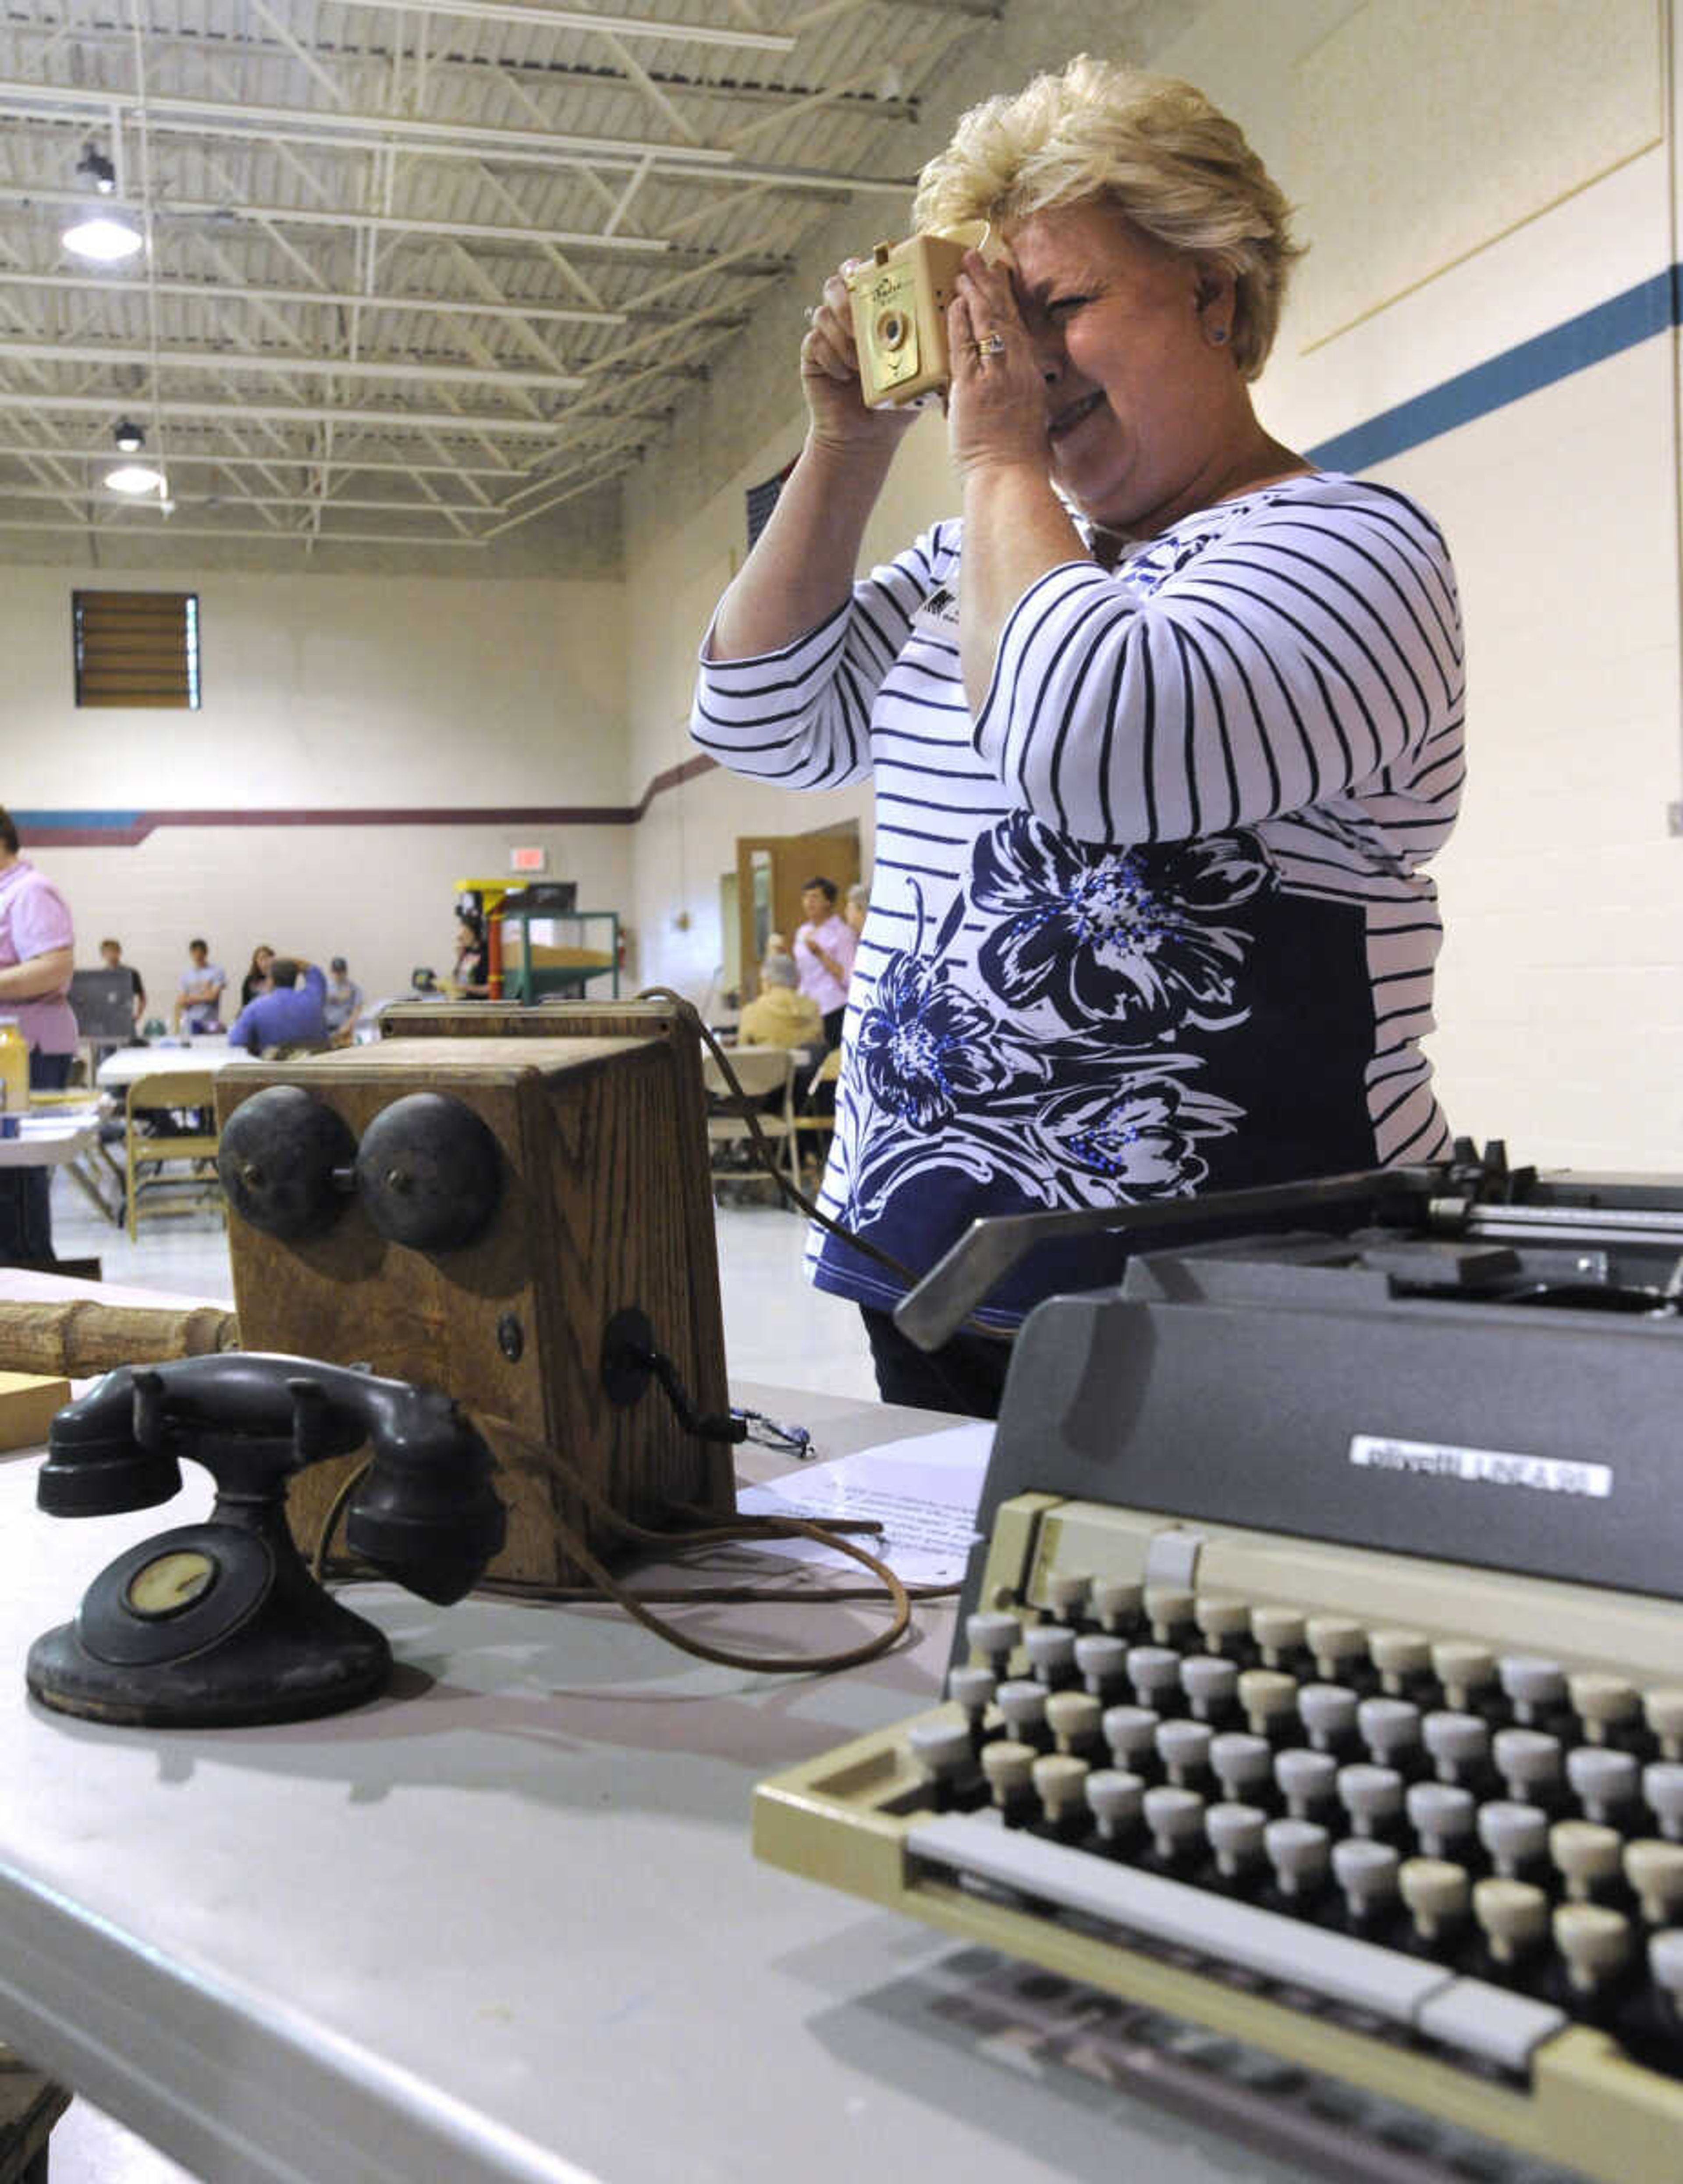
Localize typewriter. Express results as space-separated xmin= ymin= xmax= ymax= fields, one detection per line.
xmin=755 ymin=1149 xmax=1683 ymax=2182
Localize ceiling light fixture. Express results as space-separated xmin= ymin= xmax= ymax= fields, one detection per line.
xmin=113 ymin=419 xmax=145 ymax=454
xmin=63 ymin=213 xmax=143 ymax=263
xmin=64 ymin=142 xmax=142 ymax=261
xmin=75 ymin=144 xmax=117 ymax=195
xmin=104 ymin=462 xmax=166 ymax=495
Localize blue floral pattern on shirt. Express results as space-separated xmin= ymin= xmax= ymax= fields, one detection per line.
xmin=834 ymin=809 xmax=1270 ymax=1227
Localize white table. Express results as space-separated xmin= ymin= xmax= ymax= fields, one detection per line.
xmin=95 ymin=1046 xmax=238 ymax=1090
xmin=0 ymin=1320 xmax=1311 ymax=2184
xmin=0 ymin=1110 xmax=115 ymax=1231
xmin=0 ymin=1114 xmax=98 ymax=1168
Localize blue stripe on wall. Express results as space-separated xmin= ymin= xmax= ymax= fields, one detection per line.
xmin=1307 ymin=263 xmax=1683 ymax=474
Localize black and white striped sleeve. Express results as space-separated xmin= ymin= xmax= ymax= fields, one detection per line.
xmin=690 ymin=528 xmax=946 ymax=789
xmin=972 ymin=492 xmax=1464 ymax=846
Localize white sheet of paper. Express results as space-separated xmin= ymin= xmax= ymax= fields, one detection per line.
xmin=737 ymin=1421 xmax=994 ymax=1586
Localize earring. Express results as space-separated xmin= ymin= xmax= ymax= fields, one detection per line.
xmin=1208 ymin=324 xmax=1229 ymax=346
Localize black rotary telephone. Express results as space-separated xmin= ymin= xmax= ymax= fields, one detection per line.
xmin=27 ymin=1354 xmax=505 ymax=1729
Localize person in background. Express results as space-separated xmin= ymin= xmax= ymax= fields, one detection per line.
xmin=173 ymin=939 xmax=226 ymax=1032
xmin=792 ymin=877 xmax=857 ymax=1048
xmin=0 ymin=807 xmax=77 ymax=1263
xmin=741 ymin=948 xmax=829 ymax=1118
xmin=239 ymin=944 xmax=276 ymax=1010
xmin=228 ymin=957 xmax=327 ymax=1055
xmin=843 ymin=881 xmax=869 ymax=939
xmin=739 ymin=950 xmax=824 ymax=1051
xmin=99 ymin=936 xmax=146 ymax=1028
xmin=692 ymin=57 xmax=1463 ymax=1416
xmin=452 ymin=915 xmax=490 ymax=999
xmin=323 ymin=956 xmax=364 ymax=1045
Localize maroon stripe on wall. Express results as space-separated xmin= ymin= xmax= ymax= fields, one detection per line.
xmin=25 ymin=752 xmax=722 ymax=848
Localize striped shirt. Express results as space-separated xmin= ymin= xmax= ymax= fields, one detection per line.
xmin=692 ymin=471 xmax=1465 ymax=1326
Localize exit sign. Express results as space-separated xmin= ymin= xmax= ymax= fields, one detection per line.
xmin=509 ymin=846 xmax=548 ymax=873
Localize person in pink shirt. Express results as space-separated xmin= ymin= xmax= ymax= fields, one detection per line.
xmin=792 ymin=876 xmax=857 ymax=1048
xmin=0 ymin=807 xmax=77 ymax=1263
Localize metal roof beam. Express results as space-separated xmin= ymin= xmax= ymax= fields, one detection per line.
xmin=0 ymin=270 xmax=745 ymax=334
xmin=0 ymin=19 xmax=920 ymax=123
xmin=0 ymin=337 xmax=596 ymax=392
xmin=0 ymin=80 xmax=912 ymax=192
xmin=0 ymin=516 xmax=493 ymax=546
xmin=721 ymin=18 xmax=964 ymax=149
xmin=0 ymin=390 xmax=570 ymax=434
xmin=0 ymin=183 xmax=794 ymax=271
xmin=0 ymin=442 xmax=523 ymax=477
xmin=326 ymin=0 xmax=797 ymax=55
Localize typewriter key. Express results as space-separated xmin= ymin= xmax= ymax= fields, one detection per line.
xmin=1209 ymin=1732 xmax=1274 ymax=1803
xmin=1498 ymin=1655 xmax=1566 ymax=1725
xmin=1569 ymin=1673 xmax=1640 ymax=1745
xmin=1264 ymin=1817 xmax=1329 ymax=1898
xmin=1332 ymin=1836 xmax=1399 ymax=1922
xmin=1624 ymin=1840 xmax=1683 ymax=1926
xmin=1338 ymin=1763 xmax=1403 ymax=1839
xmin=1406 ymin=1782 xmax=1475 ymax=1860
xmin=1045 ymin=1690 xmax=1102 ymax=1757
xmin=1644 ymin=1688 xmax=1683 ymax=1761
xmin=1432 ymin=1641 xmax=1497 ymax=1711
xmin=1297 ymin=1683 xmax=1359 ymax=1755
xmin=1250 ymin=1606 xmax=1305 ymax=1668
xmin=1643 ymin=1761 xmax=1683 ymax=1841
xmin=1274 ymin=1748 xmax=1337 ymax=1821
xmin=1550 ymin=1818 xmax=1623 ymax=1902
xmin=1206 ymin=1801 xmax=1268 ymax=1880
xmin=1369 ymin=1629 xmax=1431 ymax=1694
xmin=1554 ymin=1903 xmax=1632 ymax=1995
xmin=1566 ymin=1745 xmax=1640 ymax=1824
xmin=1400 ymin=1857 xmax=1470 ymax=1943
xmin=1478 ymin=1800 xmax=1549 ymax=1880
xmin=1306 ymin=1616 xmax=1367 ymax=1682
xmin=1474 ymin=1878 xmax=1549 ymax=1966
xmin=1421 ymin=1710 xmax=1489 ymax=1785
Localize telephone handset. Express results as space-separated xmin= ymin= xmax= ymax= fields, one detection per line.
xmin=27 ymin=1353 xmax=505 ymax=1728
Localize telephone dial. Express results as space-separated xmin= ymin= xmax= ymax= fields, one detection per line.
xmin=27 ymin=1353 xmax=505 ymax=1729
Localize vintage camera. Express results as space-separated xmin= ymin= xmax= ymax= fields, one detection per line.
xmin=847 ymin=221 xmax=990 ymax=409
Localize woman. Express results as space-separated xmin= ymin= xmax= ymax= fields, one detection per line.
xmin=239 ymin=944 xmax=275 ymax=1010
xmin=452 ymin=916 xmax=490 ymax=999
xmin=693 ymin=58 xmax=1464 ymax=1417
xmin=0 ymin=806 xmax=75 ymax=1264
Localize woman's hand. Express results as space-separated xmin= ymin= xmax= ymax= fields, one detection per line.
xmin=947 ymin=249 xmax=1049 ymax=480
xmin=801 ymin=263 xmax=920 ymax=455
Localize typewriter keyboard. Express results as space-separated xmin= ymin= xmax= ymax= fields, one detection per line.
xmin=754 ymin=1494 xmax=1683 ymax=2184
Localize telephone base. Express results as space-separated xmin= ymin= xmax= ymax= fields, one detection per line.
xmin=26 ymin=1518 xmax=394 ymax=1729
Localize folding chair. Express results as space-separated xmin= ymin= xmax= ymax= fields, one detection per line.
xmin=701 ymin=1047 xmax=799 ymax=1195
xmin=124 ymin=1069 xmax=225 ymax=1240
xmin=792 ymin=1047 xmax=842 ymax=1180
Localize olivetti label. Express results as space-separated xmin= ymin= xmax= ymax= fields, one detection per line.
xmin=1349 ymin=1434 xmax=1612 ymax=1499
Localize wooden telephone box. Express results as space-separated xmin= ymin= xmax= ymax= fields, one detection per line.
xmin=216 ymin=1000 xmax=731 ymax=1587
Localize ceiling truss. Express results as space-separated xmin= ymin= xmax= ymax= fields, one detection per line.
xmin=0 ymin=0 xmax=996 ymax=553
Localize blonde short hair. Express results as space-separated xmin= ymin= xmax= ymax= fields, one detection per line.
xmin=912 ymin=56 xmax=1302 ymax=379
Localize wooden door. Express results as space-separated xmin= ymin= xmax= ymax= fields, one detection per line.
xmin=735 ymin=828 xmax=859 ymax=998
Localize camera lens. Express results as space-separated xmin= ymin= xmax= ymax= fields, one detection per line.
xmin=876 ymin=309 xmax=908 ymax=352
